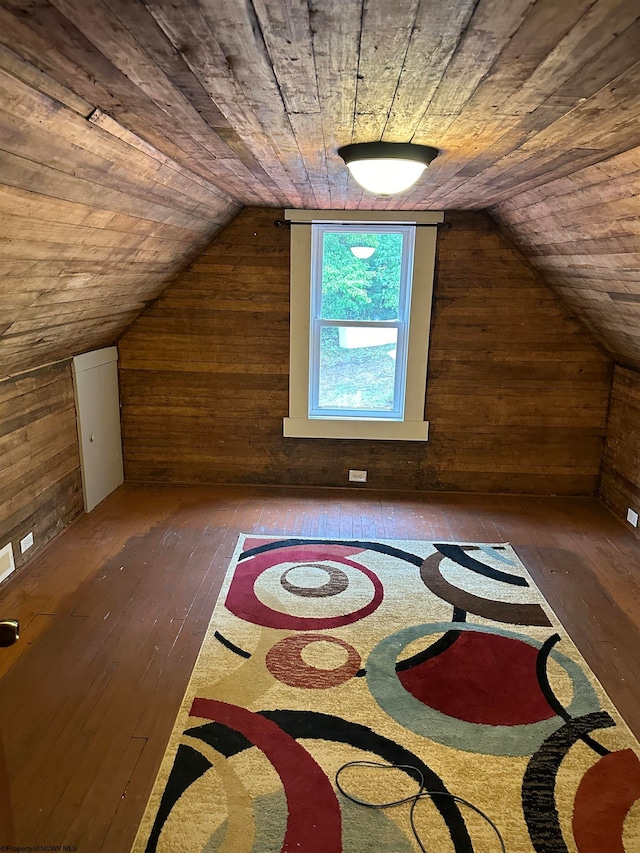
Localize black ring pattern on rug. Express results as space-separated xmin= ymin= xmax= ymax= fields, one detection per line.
xmin=395 ymin=629 xmax=463 ymax=672
xmin=213 ymin=630 xmax=252 ymax=659
xmin=212 ymin=619 xmax=469 ymax=677
xmin=280 ymin=563 xmax=350 ymax=597
xmin=180 ymin=709 xmax=476 ymax=853
xmin=535 ymin=634 xmax=609 ymax=757
xmin=420 ymin=552 xmax=552 ymax=627
xmin=239 ymin=538 xmax=426 ymax=567
xmin=522 ymin=710 xmax=616 ymax=853
xmin=434 ymin=544 xmax=529 ymax=586
xmin=144 ymin=744 xmax=212 ymax=853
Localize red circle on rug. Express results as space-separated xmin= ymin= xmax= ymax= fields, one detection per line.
xmin=397 ymin=630 xmax=556 ymax=725
xmin=572 ymin=748 xmax=640 ymax=853
xmin=266 ymin=634 xmax=361 ymax=688
xmin=225 ymin=544 xmax=384 ymax=630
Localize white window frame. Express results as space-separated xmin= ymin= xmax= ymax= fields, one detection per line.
xmin=283 ymin=209 xmax=443 ymax=441
xmin=309 ymin=222 xmax=415 ymax=420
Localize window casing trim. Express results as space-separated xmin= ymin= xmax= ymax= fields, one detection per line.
xmin=283 ymin=209 xmax=443 ymax=441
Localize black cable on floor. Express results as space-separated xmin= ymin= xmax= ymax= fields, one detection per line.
xmin=335 ymin=760 xmax=507 ymax=853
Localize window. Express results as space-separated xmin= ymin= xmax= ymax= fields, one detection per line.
xmin=310 ymin=223 xmax=414 ymax=420
xmin=283 ymin=209 xmax=443 ymax=441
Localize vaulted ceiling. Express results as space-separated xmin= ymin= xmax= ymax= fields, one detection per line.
xmin=1 ymin=0 xmax=639 ymax=378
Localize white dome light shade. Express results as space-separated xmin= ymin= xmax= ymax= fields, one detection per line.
xmin=347 ymin=159 xmax=426 ymax=195
xmin=338 ymin=142 xmax=438 ymax=196
xmin=350 ymin=245 xmax=376 ymax=259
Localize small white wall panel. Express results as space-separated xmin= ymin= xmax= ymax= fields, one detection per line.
xmin=73 ymin=347 xmax=124 ymax=512
xmin=0 ymin=543 xmax=15 ymax=585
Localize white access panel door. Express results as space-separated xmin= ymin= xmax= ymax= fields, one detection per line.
xmin=72 ymin=347 xmax=124 ymax=512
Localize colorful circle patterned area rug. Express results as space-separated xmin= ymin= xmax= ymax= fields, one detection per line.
xmin=131 ymin=537 xmax=640 ymax=852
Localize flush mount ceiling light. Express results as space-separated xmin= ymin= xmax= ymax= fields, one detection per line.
xmin=338 ymin=142 xmax=439 ymax=195
xmin=350 ymin=245 xmax=375 ymax=259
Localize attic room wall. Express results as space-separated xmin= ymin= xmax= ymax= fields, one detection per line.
xmin=493 ymin=145 xmax=640 ymax=367
xmin=492 ymin=145 xmax=640 ymax=525
xmin=0 ymin=61 xmax=238 ymax=380
xmin=118 ymin=207 xmax=612 ymax=495
xmin=0 ymin=56 xmax=241 ymax=572
xmin=600 ymin=367 xmax=640 ymax=529
xmin=0 ymin=362 xmax=82 ymax=571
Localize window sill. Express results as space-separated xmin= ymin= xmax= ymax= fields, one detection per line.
xmin=283 ymin=417 xmax=429 ymax=441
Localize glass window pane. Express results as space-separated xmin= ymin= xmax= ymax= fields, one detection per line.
xmin=318 ymin=326 xmax=398 ymax=411
xmin=320 ymin=231 xmax=404 ymax=321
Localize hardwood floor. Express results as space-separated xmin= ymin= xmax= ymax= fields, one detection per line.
xmin=0 ymin=483 xmax=638 ymax=851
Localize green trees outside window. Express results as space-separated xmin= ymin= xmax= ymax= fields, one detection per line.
xmin=320 ymin=231 xmax=403 ymax=322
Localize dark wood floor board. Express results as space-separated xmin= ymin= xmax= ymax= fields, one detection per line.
xmin=0 ymin=483 xmax=638 ymax=851
xmin=408 ymin=493 xmax=493 ymax=544
xmin=97 ymin=637 xmax=213 ymax=851
xmin=0 ymin=485 xmax=176 ymax=682
xmin=65 ymin=733 xmax=147 ymax=853
xmin=6 ymin=657 xmax=110 ymax=814
xmin=503 ymin=495 xmax=640 ymax=728
xmin=97 ymin=743 xmax=154 ymax=853
xmin=353 ymin=493 xmax=387 ymax=542
xmin=37 ymin=697 xmax=143 ymax=844
xmin=5 ymin=506 xmax=232 ymax=838
xmin=513 ymin=539 xmax=640 ymax=736
xmin=37 ymin=621 xmax=178 ymax=843
xmin=2 ymin=490 xmax=146 ymax=611
xmin=116 ymin=535 xmax=238 ymax=844
xmin=525 ymin=497 xmax=640 ymax=615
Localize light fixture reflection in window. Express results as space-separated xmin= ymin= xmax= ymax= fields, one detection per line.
xmin=350 ymin=246 xmax=376 ymax=259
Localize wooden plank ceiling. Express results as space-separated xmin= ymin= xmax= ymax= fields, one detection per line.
xmin=0 ymin=0 xmax=639 ymax=378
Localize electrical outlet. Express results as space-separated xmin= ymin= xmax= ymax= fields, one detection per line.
xmin=20 ymin=532 xmax=34 ymax=554
xmin=348 ymin=469 xmax=367 ymax=483
xmin=0 ymin=543 xmax=15 ymax=584
xmin=627 ymin=508 xmax=639 ymax=528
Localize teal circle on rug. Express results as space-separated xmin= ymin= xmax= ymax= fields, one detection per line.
xmin=366 ymin=622 xmax=600 ymax=756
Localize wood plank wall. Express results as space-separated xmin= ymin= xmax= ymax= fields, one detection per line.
xmin=600 ymin=365 xmax=640 ymax=533
xmin=493 ymin=144 xmax=640 ymax=371
xmin=0 ymin=57 xmax=239 ymax=380
xmin=0 ymin=361 xmax=83 ymax=571
xmin=118 ymin=208 xmax=612 ymax=495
